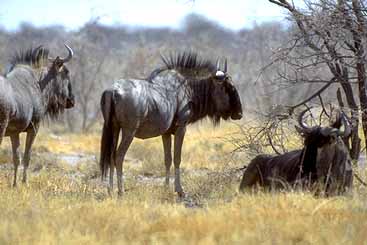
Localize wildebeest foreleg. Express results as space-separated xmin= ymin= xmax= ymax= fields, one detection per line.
xmin=0 ymin=117 xmax=7 ymax=146
xmin=10 ymin=134 xmax=21 ymax=187
xmin=22 ymin=126 xmax=39 ymax=183
xmin=174 ymin=127 xmax=186 ymax=197
xmin=109 ymin=163 xmax=114 ymax=195
xmin=115 ymin=129 xmax=135 ymax=196
xmin=239 ymin=162 xmax=262 ymax=192
xmin=162 ymin=134 xmax=172 ymax=186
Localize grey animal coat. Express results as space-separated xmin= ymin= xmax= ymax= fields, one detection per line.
xmin=0 ymin=45 xmax=74 ymax=186
xmin=100 ymin=53 xmax=243 ymax=196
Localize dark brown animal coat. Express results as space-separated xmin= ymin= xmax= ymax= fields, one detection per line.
xmin=239 ymin=112 xmax=353 ymax=196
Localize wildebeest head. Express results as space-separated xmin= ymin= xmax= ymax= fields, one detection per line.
xmin=239 ymin=108 xmax=352 ymax=195
xmin=156 ymin=52 xmax=243 ymax=124
xmin=295 ymin=109 xmax=352 ymax=194
xmin=44 ymin=44 xmax=75 ymax=117
xmin=295 ymin=109 xmax=351 ymax=148
xmin=211 ymin=59 xmax=242 ymax=120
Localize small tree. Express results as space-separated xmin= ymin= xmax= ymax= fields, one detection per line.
xmin=65 ymin=27 xmax=110 ymax=132
xmin=268 ymin=0 xmax=367 ymax=160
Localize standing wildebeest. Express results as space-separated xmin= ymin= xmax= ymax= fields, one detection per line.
xmin=0 ymin=44 xmax=74 ymax=186
xmin=100 ymin=52 xmax=243 ymax=196
xmin=239 ymin=109 xmax=353 ymax=196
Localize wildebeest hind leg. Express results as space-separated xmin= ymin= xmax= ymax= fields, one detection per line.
xmin=108 ymin=127 xmax=120 ymax=195
xmin=162 ymin=134 xmax=172 ymax=186
xmin=10 ymin=134 xmax=21 ymax=187
xmin=115 ymin=129 xmax=135 ymax=196
xmin=22 ymin=125 xmax=39 ymax=184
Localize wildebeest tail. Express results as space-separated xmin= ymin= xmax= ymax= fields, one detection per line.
xmin=100 ymin=89 xmax=115 ymax=180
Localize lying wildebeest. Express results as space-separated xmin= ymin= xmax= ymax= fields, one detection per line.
xmin=100 ymin=52 xmax=243 ymax=196
xmin=239 ymin=109 xmax=353 ymax=196
xmin=0 ymin=44 xmax=74 ymax=186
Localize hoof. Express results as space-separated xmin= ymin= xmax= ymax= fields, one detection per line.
xmin=117 ymin=190 xmax=124 ymax=197
xmin=117 ymin=192 xmax=124 ymax=199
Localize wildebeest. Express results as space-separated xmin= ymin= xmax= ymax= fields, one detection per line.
xmin=100 ymin=52 xmax=243 ymax=196
xmin=239 ymin=109 xmax=353 ymax=196
xmin=0 ymin=44 xmax=74 ymax=186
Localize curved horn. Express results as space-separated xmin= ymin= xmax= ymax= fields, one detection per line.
xmin=224 ymin=58 xmax=227 ymax=73
xmin=216 ymin=58 xmax=220 ymax=71
xmin=60 ymin=44 xmax=73 ymax=63
xmin=338 ymin=113 xmax=351 ymax=137
xmin=298 ymin=107 xmax=312 ymax=132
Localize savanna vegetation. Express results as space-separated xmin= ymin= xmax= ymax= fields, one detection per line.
xmin=1 ymin=0 xmax=367 ymax=243
xmin=1 ymin=123 xmax=367 ymax=244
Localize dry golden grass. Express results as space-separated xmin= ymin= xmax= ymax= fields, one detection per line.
xmin=0 ymin=121 xmax=367 ymax=244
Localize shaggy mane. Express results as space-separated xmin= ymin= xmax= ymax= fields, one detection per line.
xmin=8 ymin=46 xmax=49 ymax=73
xmin=7 ymin=45 xmax=68 ymax=120
xmin=150 ymin=52 xmax=217 ymax=80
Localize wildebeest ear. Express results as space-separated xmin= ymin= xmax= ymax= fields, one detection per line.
xmin=215 ymin=70 xmax=226 ymax=81
xmin=295 ymin=125 xmax=304 ymax=134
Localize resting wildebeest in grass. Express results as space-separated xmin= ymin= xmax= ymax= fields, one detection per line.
xmin=0 ymin=44 xmax=74 ymax=186
xmin=239 ymin=109 xmax=353 ymax=196
xmin=100 ymin=52 xmax=243 ymax=196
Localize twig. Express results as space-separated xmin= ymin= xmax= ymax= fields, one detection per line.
xmin=354 ymin=173 xmax=367 ymax=187
xmin=267 ymin=131 xmax=282 ymax=155
xmin=288 ymin=77 xmax=337 ymax=114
